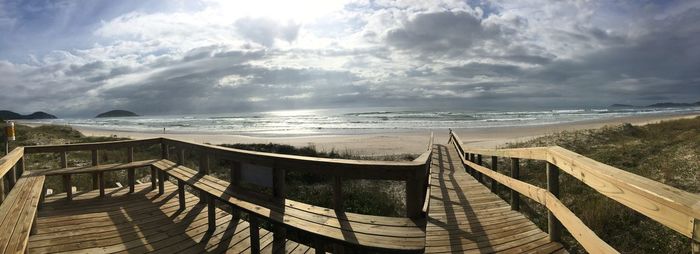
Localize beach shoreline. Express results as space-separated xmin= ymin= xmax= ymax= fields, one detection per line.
xmin=20 ymin=112 xmax=700 ymax=155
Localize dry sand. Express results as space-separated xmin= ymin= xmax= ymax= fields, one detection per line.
xmin=59 ymin=112 xmax=700 ymax=155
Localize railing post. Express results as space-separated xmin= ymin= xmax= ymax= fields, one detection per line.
xmin=128 ymin=147 xmax=135 ymax=193
xmin=177 ymin=148 xmax=184 ymax=165
xmin=510 ymin=158 xmax=520 ymax=211
xmin=198 ymin=152 xmax=209 ymax=203
xmin=61 ymin=151 xmax=72 ymax=201
xmin=476 ymin=154 xmax=483 ymax=183
xmin=8 ymin=162 xmax=16 ymax=189
xmin=150 ymin=166 xmax=157 ymax=190
xmin=161 ymin=142 xmax=169 ymax=159
xmin=177 ymin=179 xmax=186 ymax=210
xmin=547 ymin=162 xmax=562 ymax=242
xmin=271 ymin=164 xmax=287 ymax=251
xmin=91 ymin=149 xmax=99 ymax=190
xmin=490 ymin=156 xmax=498 ymax=193
xmin=333 ymin=176 xmax=343 ymax=211
xmin=207 ymin=195 xmax=216 ymax=232
xmin=16 ymin=156 xmax=24 ymax=179
xmin=406 ymin=167 xmax=423 ymax=218
xmin=158 ymin=167 xmax=165 ymax=195
xmin=230 ymin=161 xmax=241 ymax=186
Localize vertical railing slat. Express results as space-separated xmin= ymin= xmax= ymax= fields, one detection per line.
xmin=510 ymin=158 xmax=520 ymax=211
xmin=547 ymin=162 xmax=562 ymax=242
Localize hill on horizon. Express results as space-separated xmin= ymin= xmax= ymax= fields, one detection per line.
xmin=96 ymin=110 xmax=140 ymax=118
xmin=0 ymin=110 xmax=57 ymax=120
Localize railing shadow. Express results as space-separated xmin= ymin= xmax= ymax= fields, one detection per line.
xmin=427 ymin=144 xmax=494 ymax=252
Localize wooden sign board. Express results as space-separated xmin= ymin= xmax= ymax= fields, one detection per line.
xmin=240 ymin=162 xmax=273 ymax=188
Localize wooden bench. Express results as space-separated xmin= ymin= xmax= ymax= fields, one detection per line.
xmin=35 ymin=159 xmax=159 ymax=200
xmin=0 ymin=173 xmax=46 ymax=254
xmin=151 ymin=159 xmax=426 ymax=253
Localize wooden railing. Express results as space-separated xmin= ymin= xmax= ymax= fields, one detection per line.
xmin=449 ymin=130 xmax=700 ymax=254
xmin=0 ymin=146 xmax=24 ymax=203
xmin=11 ymin=137 xmax=432 ymax=218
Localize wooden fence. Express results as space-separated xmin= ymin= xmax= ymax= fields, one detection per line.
xmin=449 ymin=130 xmax=700 ymax=254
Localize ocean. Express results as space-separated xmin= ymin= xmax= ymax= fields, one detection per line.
xmin=25 ymin=107 xmax=700 ymax=137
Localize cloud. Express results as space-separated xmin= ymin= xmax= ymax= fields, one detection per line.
xmin=0 ymin=0 xmax=699 ymax=117
xmin=235 ymin=17 xmax=300 ymax=47
xmin=386 ymin=10 xmax=499 ymax=53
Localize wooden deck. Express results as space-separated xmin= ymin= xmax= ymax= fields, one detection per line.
xmin=27 ymin=182 xmax=312 ymax=254
xmin=425 ymin=144 xmax=566 ymax=253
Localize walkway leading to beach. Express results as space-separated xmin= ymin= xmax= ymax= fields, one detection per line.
xmin=425 ymin=144 xmax=566 ymax=253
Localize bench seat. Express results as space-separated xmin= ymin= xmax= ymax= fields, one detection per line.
xmin=0 ymin=173 xmax=45 ymax=253
xmin=152 ymin=159 xmax=426 ymax=253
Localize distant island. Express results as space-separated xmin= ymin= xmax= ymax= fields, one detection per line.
xmin=609 ymin=101 xmax=700 ymax=108
xmin=0 ymin=110 xmax=57 ymax=120
xmin=96 ymin=110 xmax=140 ymax=118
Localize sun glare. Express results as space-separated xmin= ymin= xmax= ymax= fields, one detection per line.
xmin=208 ymin=0 xmax=348 ymax=23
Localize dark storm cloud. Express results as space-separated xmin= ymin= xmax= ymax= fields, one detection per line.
xmin=386 ymin=11 xmax=499 ymax=53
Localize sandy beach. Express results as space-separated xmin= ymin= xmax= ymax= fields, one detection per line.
xmin=41 ymin=112 xmax=696 ymax=156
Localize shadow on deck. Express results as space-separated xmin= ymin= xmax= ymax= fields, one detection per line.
xmin=28 ymin=182 xmax=310 ymax=253
xmin=424 ymin=144 xmax=566 ymax=253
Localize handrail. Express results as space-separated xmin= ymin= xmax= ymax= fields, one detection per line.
xmin=21 ymin=136 xmax=434 ymax=218
xmin=0 ymin=147 xmax=23 ymax=178
xmin=450 ymin=130 xmax=700 ymax=253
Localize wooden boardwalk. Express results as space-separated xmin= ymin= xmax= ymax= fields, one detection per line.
xmin=425 ymin=144 xmax=566 ymax=253
xmin=27 ymin=182 xmax=312 ymax=254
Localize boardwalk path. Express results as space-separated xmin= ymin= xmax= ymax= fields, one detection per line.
xmin=425 ymin=144 xmax=567 ymax=253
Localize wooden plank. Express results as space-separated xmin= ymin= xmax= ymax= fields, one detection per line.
xmin=456 ymin=129 xmax=700 ymax=242
xmin=547 ymin=146 xmax=700 ymax=239
xmin=153 ymin=161 xmax=426 ymax=251
xmin=462 ymin=158 xmax=617 ymax=253
xmin=0 ymin=147 xmax=23 ymax=180
xmin=4 ymin=175 xmax=45 ymax=253
xmin=156 ymin=160 xmax=425 ymax=231
xmin=510 ymin=158 xmax=520 ymax=211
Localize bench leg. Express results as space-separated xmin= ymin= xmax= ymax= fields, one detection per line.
xmin=39 ymin=184 xmax=47 ymax=209
xmin=151 ymin=166 xmax=157 ymax=190
xmin=314 ymin=238 xmax=325 ymax=254
xmin=63 ymin=175 xmax=72 ymax=201
xmin=0 ymin=176 xmax=5 ymax=203
xmin=207 ymin=195 xmax=216 ymax=232
xmin=128 ymin=168 xmax=135 ymax=193
xmin=178 ymin=179 xmax=186 ymax=210
xmin=92 ymin=172 xmax=98 ymax=190
xmin=249 ymin=215 xmax=260 ymax=254
xmin=158 ymin=169 xmax=165 ymax=195
xmin=99 ymin=172 xmax=105 ymax=198
xmin=31 ymin=213 xmax=38 ymax=235
xmin=272 ymin=223 xmax=286 ymax=253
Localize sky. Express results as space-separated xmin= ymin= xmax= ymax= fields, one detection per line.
xmin=0 ymin=0 xmax=699 ymax=117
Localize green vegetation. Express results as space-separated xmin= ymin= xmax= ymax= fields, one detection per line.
xmin=496 ymin=116 xmax=700 ymax=253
